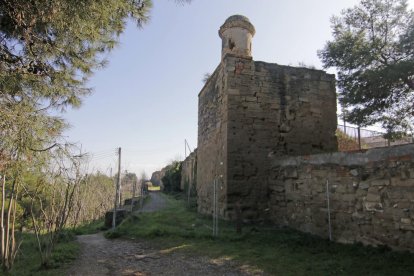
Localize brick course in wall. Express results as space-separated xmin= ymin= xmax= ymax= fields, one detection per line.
xmin=269 ymin=144 xmax=414 ymax=251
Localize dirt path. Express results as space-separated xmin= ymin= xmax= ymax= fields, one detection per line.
xmin=67 ymin=192 xmax=263 ymax=276
xmin=139 ymin=192 xmax=167 ymax=213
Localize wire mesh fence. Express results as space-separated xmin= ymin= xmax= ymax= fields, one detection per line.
xmin=337 ymin=124 xmax=413 ymax=151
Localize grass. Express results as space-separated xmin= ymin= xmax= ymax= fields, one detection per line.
xmin=108 ymin=193 xmax=414 ymax=275
xmin=72 ymin=218 xmax=106 ymax=235
xmin=8 ymin=219 xmax=106 ymax=275
xmin=148 ymin=186 xmax=161 ymax=191
xmin=9 ymin=232 xmax=79 ymax=276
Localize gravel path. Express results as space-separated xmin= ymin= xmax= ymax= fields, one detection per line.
xmin=67 ymin=192 xmax=264 ymax=275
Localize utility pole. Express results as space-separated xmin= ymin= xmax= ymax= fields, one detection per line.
xmin=112 ymin=147 xmax=121 ymax=229
xmin=117 ymin=148 xmax=122 ymax=205
xmin=184 ymin=139 xmax=187 ymax=159
xmin=184 ymin=139 xmax=192 ymax=157
xmin=132 ymin=180 xmax=136 ymax=198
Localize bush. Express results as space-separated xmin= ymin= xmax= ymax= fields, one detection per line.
xmin=162 ymin=161 xmax=182 ymax=193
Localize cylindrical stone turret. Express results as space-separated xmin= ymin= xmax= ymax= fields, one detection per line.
xmin=219 ymin=15 xmax=256 ymax=59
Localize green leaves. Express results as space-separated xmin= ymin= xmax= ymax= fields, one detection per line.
xmin=162 ymin=161 xmax=182 ymax=193
xmin=1 ymin=0 xmax=152 ymax=112
xmin=0 ymin=0 xmax=153 ymax=167
xmin=319 ymin=0 xmax=414 ymax=137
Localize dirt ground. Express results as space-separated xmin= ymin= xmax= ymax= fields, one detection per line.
xmin=66 ymin=192 xmax=264 ymax=276
xmin=138 ymin=192 xmax=167 ymax=213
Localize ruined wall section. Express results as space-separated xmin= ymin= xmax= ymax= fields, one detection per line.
xmin=269 ymin=144 xmax=414 ymax=251
xmin=197 ymin=66 xmax=228 ymax=216
xmin=224 ymin=55 xmax=337 ymax=220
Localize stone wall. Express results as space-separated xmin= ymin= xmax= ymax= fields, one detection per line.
xmin=180 ymin=149 xmax=197 ymax=191
xmin=197 ymin=66 xmax=228 ymax=216
xmin=269 ymin=144 xmax=414 ymax=251
xmin=224 ymin=55 xmax=337 ymax=220
xmin=197 ymin=54 xmax=337 ymax=219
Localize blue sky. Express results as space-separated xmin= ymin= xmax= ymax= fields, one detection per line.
xmin=62 ymin=0 xmax=412 ymax=177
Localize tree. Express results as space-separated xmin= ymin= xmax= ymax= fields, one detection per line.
xmin=0 ymin=1 xmax=152 ymax=270
xmin=1 ymin=0 xmax=152 ymax=110
xmin=162 ymin=161 xmax=182 ymax=193
xmin=70 ymin=172 xmax=115 ymax=228
xmin=1 ymin=0 xmax=193 ymax=271
xmin=122 ymin=172 xmax=138 ymax=198
xmin=318 ymin=0 xmax=414 ymax=137
xmin=23 ymin=147 xmax=87 ymax=268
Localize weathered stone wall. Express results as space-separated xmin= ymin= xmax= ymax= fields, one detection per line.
xmin=197 ymin=66 xmax=228 ymax=216
xmin=223 ymin=55 xmax=337 ymax=220
xmin=181 ymin=149 xmax=197 ymax=191
xmin=197 ymin=15 xmax=337 ymax=220
xmin=269 ymin=144 xmax=414 ymax=251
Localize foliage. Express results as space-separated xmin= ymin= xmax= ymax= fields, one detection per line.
xmin=121 ymin=172 xmax=138 ymax=199
xmin=70 ymin=172 xmax=115 ymax=227
xmin=336 ymin=129 xmax=361 ymax=151
xmin=0 ymin=0 xmax=151 ymax=110
xmin=0 ymin=0 xmax=192 ymax=272
xmin=0 ymin=0 xmax=153 ymax=164
xmin=318 ymin=0 xmax=414 ymax=137
xmin=202 ymin=73 xmax=212 ymax=83
xmin=161 ymin=161 xmax=182 ymax=193
xmin=0 ymin=0 xmax=151 ymax=271
xmin=72 ymin=219 xmax=105 ymax=235
xmin=21 ymin=147 xmax=87 ymax=268
xmin=108 ymin=194 xmax=414 ymax=275
xmin=10 ymin=232 xmax=78 ymax=276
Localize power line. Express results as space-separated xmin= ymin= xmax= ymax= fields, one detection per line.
xmin=88 ymin=153 xmax=116 ymax=160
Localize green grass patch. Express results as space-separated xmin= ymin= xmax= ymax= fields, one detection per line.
xmin=9 ymin=217 xmax=105 ymax=275
xmin=72 ymin=219 xmax=106 ymax=235
xmin=10 ymin=232 xmax=79 ymax=276
xmin=108 ymin=193 xmax=414 ymax=275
